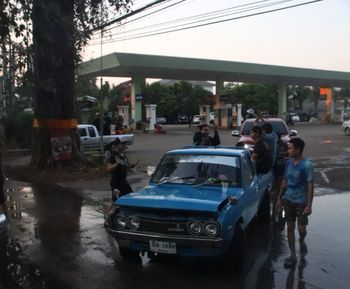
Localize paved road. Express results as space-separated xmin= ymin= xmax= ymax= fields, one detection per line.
xmin=1 ymin=122 xmax=350 ymax=289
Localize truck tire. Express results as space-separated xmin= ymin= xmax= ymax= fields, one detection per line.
xmin=345 ymin=127 xmax=350 ymax=136
xmin=119 ymin=247 xmax=140 ymax=260
xmin=225 ymin=222 xmax=247 ymax=271
xmin=258 ymin=190 xmax=271 ymax=221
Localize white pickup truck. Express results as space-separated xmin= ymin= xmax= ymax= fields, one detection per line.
xmin=78 ymin=124 xmax=134 ymax=151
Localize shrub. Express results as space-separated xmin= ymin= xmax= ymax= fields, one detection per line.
xmin=4 ymin=111 xmax=34 ymax=148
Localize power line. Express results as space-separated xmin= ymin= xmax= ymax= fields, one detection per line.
xmin=90 ymin=0 xmax=274 ymax=40
xmin=89 ymin=0 xmax=322 ymax=46
xmin=90 ymin=0 xmax=172 ymax=33
xmin=101 ymin=0 xmax=189 ymax=34
xmin=89 ymin=0 xmax=189 ymax=41
xmin=94 ymin=0 xmax=292 ymax=41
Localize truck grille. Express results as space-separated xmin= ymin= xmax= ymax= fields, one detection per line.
xmin=118 ymin=207 xmax=217 ymax=236
xmin=140 ymin=218 xmax=189 ymax=235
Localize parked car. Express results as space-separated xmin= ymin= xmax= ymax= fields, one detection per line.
xmin=106 ymin=146 xmax=273 ymax=268
xmin=78 ymin=124 xmax=134 ymax=151
xmin=342 ymin=120 xmax=350 ymax=135
xmin=290 ymin=113 xmax=300 ymax=122
xmin=192 ymin=115 xmax=201 ymax=125
xmin=177 ymin=115 xmax=189 ymax=124
xmin=232 ymin=117 xmax=297 ymax=150
xmin=156 ymin=117 xmax=167 ymax=124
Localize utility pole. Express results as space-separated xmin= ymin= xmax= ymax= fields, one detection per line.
xmin=99 ymin=0 xmax=104 ymax=152
xmin=1 ymin=38 xmax=8 ymax=116
xmin=8 ymin=38 xmax=13 ymax=111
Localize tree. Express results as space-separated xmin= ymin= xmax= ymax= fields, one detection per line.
xmin=287 ymin=85 xmax=313 ymax=112
xmin=143 ymin=81 xmax=212 ymax=123
xmin=225 ymin=83 xmax=279 ymax=116
xmin=1 ymin=0 xmax=132 ymax=167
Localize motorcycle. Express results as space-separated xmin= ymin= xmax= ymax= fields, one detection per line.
xmin=286 ymin=115 xmax=295 ymax=125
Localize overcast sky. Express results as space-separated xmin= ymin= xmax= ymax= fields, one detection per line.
xmin=82 ymin=0 xmax=350 ymax=81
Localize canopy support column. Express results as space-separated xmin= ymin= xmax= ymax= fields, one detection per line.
xmin=278 ymin=84 xmax=287 ymax=119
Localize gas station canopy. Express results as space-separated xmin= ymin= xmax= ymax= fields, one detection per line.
xmin=78 ymin=52 xmax=350 ymax=88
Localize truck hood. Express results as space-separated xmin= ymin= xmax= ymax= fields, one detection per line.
xmin=116 ymin=185 xmax=242 ymax=213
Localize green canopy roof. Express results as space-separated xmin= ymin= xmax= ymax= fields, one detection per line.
xmin=78 ymin=52 xmax=350 ymax=87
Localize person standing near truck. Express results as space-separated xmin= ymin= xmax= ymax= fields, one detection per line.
xmin=105 ymin=138 xmax=139 ymax=227
xmin=103 ymin=112 xmax=112 ymax=135
xmin=193 ymin=124 xmax=221 ymax=146
xmin=106 ymin=138 xmax=133 ymax=198
xmin=276 ymin=137 xmax=314 ymax=268
xmin=251 ymin=125 xmax=272 ymax=175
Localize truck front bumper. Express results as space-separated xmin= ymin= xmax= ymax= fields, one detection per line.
xmin=108 ymin=227 xmax=227 ymax=257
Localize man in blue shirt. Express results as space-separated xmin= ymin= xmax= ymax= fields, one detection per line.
xmin=276 ymin=137 xmax=314 ymax=268
xmin=262 ymin=122 xmax=277 ymax=166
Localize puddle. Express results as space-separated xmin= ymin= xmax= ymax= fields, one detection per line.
xmin=0 ymin=233 xmax=71 ymax=289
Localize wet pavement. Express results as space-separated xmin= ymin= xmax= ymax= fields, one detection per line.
xmin=1 ymin=122 xmax=350 ymax=289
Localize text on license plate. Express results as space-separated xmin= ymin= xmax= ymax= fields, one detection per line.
xmin=149 ymin=240 xmax=176 ymax=254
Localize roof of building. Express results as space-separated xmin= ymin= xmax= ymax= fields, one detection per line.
xmin=78 ymin=52 xmax=350 ymax=87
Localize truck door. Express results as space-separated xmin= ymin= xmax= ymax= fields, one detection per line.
xmin=242 ymin=156 xmax=259 ymax=223
xmin=86 ymin=126 xmax=99 ymax=150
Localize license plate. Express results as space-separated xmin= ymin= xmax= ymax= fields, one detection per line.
xmin=149 ymin=240 xmax=176 ymax=254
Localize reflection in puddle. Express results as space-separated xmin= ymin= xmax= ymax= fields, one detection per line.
xmin=0 ymin=233 xmax=71 ymax=289
xmin=9 ymin=198 xmax=22 ymax=220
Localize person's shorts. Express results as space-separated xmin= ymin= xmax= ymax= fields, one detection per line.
xmin=281 ymin=199 xmax=308 ymax=225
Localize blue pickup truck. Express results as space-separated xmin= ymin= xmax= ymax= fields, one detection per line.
xmin=106 ymin=146 xmax=272 ymax=267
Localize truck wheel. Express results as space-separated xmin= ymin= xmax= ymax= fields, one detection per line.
xmin=345 ymin=128 xmax=350 ymax=136
xmin=119 ymin=247 xmax=140 ymax=260
xmin=226 ymin=223 xmax=247 ymax=271
xmin=258 ymin=190 xmax=271 ymax=221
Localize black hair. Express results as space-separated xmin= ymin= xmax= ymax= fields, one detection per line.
xmin=251 ymin=125 xmax=262 ymax=137
xmin=199 ymin=124 xmax=209 ymax=130
xmin=289 ymin=137 xmax=305 ymax=154
xmin=262 ymin=122 xmax=273 ymax=134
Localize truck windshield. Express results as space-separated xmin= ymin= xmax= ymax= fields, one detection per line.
xmin=151 ymin=154 xmax=241 ymax=187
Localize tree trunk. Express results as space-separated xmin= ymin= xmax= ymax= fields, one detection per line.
xmin=31 ymin=0 xmax=82 ymax=168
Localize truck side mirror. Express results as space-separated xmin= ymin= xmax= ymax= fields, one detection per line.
xmin=229 ymin=196 xmax=238 ymax=205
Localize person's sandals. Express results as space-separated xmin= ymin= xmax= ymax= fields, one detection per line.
xmin=284 ymin=256 xmax=297 ymax=268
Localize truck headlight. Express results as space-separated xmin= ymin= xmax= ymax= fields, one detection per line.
xmin=128 ymin=216 xmax=140 ymax=230
xmin=188 ymin=222 xmax=202 ymax=235
xmin=114 ymin=216 xmax=127 ymax=228
xmin=204 ymin=222 xmax=219 ymax=237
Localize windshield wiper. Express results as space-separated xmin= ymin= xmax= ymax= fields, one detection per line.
xmin=156 ymin=175 xmax=196 ymax=186
xmin=193 ymin=177 xmax=233 ymax=188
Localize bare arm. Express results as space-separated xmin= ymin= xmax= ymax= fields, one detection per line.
xmin=303 ymin=181 xmax=314 ymax=215
xmin=251 ymin=152 xmax=257 ymax=161
xmin=106 ymin=154 xmax=120 ymax=173
xmin=106 ymin=162 xmax=117 ymax=173
xmin=276 ymin=179 xmax=287 ymax=208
